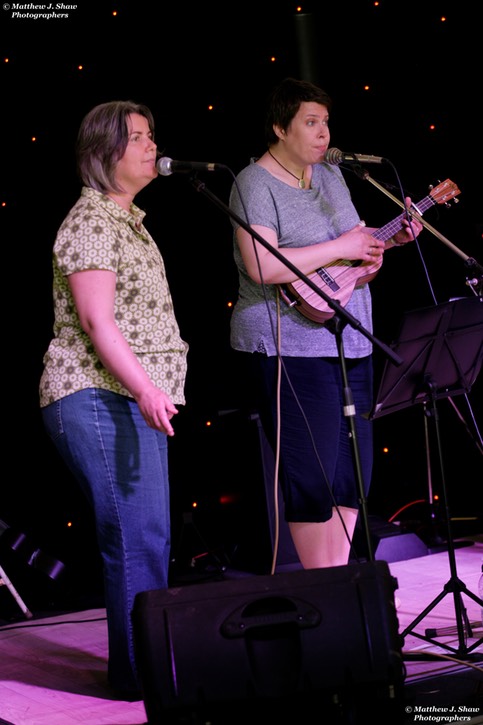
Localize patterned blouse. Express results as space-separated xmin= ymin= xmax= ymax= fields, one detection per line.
xmin=39 ymin=187 xmax=188 ymax=407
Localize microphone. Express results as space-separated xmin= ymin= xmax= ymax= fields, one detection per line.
xmin=324 ymin=148 xmax=388 ymax=165
xmin=156 ymin=157 xmax=224 ymax=176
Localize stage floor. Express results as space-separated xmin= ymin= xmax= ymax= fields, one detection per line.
xmin=0 ymin=537 xmax=482 ymax=725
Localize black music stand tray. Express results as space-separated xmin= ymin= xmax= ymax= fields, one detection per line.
xmin=370 ymin=296 xmax=483 ymax=658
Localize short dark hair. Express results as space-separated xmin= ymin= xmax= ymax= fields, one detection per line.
xmin=264 ymin=77 xmax=332 ymax=146
xmin=76 ymin=100 xmax=155 ymax=193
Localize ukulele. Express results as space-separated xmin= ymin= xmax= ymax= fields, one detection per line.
xmin=278 ymin=179 xmax=460 ymax=323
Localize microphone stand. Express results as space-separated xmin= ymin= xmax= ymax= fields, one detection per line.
xmin=189 ymin=175 xmax=404 ymax=565
xmin=354 ymin=167 xmax=483 ymax=296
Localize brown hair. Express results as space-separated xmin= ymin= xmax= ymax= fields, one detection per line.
xmin=264 ymin=78 xmax=332 ymax=146
xmin=76 ymin=100 xmax=155 ymax=193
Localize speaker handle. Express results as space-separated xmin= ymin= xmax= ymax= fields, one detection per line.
xmin=220 ymin=596 xmax=321 ymax=638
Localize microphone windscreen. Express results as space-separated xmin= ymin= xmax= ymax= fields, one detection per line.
xmin=324 ymin=148 xmax=344 ymax=165
xmin=156 ymin=157 xmax=173 ymax=176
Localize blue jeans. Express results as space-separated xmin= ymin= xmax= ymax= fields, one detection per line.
xmin=41 ymin=388 xmax=171 ymax=693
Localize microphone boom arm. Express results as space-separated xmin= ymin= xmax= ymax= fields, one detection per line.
xmin=357 ymin=169 xmax=483 ymax=295
xmin=359 ymin=169 xmax=467 ymax=261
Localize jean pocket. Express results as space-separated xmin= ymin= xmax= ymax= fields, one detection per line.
xmin=41 ymin=400 xmax=64 ymax=442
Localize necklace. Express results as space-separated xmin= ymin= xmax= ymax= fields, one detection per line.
xmin=268 ymin=149 xmax=306 ymax=189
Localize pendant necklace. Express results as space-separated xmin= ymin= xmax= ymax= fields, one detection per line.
xmin=268 ymin=149 xmax=306 ymax=189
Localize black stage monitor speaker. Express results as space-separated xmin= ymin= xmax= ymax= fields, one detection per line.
xmin=351 ymin=515 xmax=429 ymax=564
xmin=133 ymin=560 xmax=405 ymax=725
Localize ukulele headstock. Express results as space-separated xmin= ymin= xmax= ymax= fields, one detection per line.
xmin=428 ymin=179 xmax=461 ymax=207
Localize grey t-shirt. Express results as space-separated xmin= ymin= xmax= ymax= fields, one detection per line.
xmin=229 ymin=160 xmax=373 ymax=358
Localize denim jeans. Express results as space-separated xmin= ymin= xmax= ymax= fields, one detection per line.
xmin=41 ymin=388 xmax=171 ymax=693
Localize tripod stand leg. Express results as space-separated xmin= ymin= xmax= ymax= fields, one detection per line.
xmin=401 ymin=587 xmax=447 ymax=640
xmin=401 ymin=576 xmax=483 ymax=657
xmin=426 ymin=595 xmax=473 ymax=638
xmin=0 ymin=563 xmax=33 ymax=619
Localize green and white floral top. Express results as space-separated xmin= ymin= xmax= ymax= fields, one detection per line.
xmin=40 ymin=187 xmax=188 ymax=407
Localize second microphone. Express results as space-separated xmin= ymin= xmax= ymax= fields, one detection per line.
xmin=157 ymin=157 xmax=225 ymax=176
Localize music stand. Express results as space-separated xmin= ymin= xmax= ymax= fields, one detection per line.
xmin=370 ymin=296 xmax=483 ymax=657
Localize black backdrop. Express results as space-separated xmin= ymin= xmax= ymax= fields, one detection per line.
xmin=1 ymin=0 xmax=481 ymax=604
